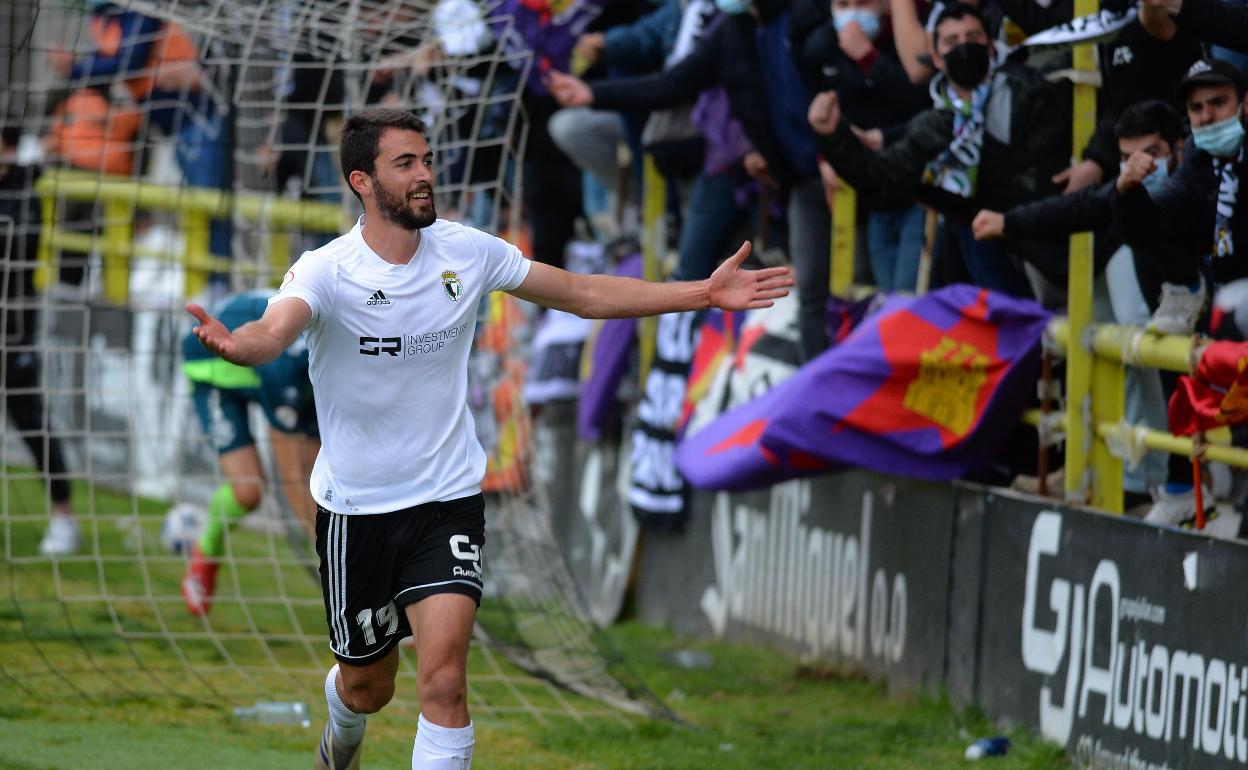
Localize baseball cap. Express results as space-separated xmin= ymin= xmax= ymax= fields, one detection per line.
xmin=1178 ymin=59 xmax=1247 ymax=102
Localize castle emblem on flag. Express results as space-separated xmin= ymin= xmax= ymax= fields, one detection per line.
xmin=903 ymin=335 xmax=991 ymax=437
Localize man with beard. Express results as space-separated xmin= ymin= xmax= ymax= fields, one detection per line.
xmin=807 ymin=2 xmax=1070 ymax=300
xmin=185 ymin=108 xmax=792 ymax=770
xmin=1113 ymin=59 xmax=1248 ymax=336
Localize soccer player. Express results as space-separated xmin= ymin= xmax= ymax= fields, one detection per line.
xmin=181 ymin=290 xmax=319 ymax=616
xmin=186 ymin=108 xmax=792 ymax=770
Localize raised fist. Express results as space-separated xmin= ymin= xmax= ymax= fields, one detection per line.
xmin=808 ymin=90 xmax=842 ymax=137
xmin=971 ymin=210 xmax=1006 ymax=240
xmin=1116 ymin=150 xmax=1157 ymax=195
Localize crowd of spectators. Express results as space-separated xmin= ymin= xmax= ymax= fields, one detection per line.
xmin=12 ymin=0 xmax=1248 ymax=531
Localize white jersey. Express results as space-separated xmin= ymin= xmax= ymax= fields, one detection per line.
xmin=270 ymin=217 xmax=531 ymax=514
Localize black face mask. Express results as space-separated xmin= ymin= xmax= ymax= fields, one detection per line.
xmin=942 ymin=42 xmax=990 ymax=90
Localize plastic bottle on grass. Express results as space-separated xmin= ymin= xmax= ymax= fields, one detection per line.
xmin=965 ymin=736 xmax=1009 ymax=760
xmin=233 ymin=700 xmax=311 ymax=727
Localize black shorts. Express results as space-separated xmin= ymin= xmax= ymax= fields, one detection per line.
xmin=316 ymin=493 xmax=485 ymax=665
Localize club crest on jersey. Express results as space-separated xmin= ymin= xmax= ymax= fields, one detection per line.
xmin=441 ymin=270 xmax=465 ymax=301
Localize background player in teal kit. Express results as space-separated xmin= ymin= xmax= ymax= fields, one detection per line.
xmin=181 ymin=290 xmax=320 ymax=616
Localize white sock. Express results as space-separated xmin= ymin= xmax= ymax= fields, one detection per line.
xmin=324 ymin=665 xmax=366 ymax=745
xmin=412 ymin=713 xmax=474 ymax=770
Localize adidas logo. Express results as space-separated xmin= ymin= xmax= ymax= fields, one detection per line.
xmin=366 ymin=290 xmax=391 ymax=306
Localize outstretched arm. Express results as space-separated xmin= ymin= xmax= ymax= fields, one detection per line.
xmin=810 ymin=90 xmax=944 ymax=209
xmin=890 ymin=0 xmax=934 ymax=84
xmin=186 ymin=297 xmax=311 ymax=366
xmin=508 ymin=242 xmax=793 ymax=319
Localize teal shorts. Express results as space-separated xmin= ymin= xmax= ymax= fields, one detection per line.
xmin=190 ymin=353 xmax=317 ymax=455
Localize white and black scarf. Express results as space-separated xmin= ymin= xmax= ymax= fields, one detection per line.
xmin=1212 ymin=148 xmax=1242 ymax=261
xmin=926 ymin=75 xmax=993 ymax=198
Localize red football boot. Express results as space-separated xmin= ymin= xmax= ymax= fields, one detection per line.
xmin=181 ymin=545 xmax=220 ymax=616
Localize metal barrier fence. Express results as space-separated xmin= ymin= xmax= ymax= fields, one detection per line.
xmin=35 ymin=168 xmax=342 ymax=302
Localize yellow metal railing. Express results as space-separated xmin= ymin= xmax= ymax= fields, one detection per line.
xmin=35 ymin=168 xmax=342 ymax=303
xmin=1023 ymin=410 xmax=1248 ymax=472
xmin=1043 ymin=321 xmax=1248 ymax=514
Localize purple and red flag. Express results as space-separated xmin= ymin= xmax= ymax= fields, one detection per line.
xmin=681 ymin=308 xmax=743 ymax=433
xmin=826 ymin=292 xmax=880 ymax=347
xmin=674 ymin=285 xmax=1050 ymax=490
xmin=1168 ymin=341 xmax=1248 ymax=435
xmin=682 ymin=293 xmax=801 ymax=438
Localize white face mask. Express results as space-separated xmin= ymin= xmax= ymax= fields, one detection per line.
xmin=832 ymin=8 xmax=881 ymax=40
xmin=1192 ymin=113 xmax=1246 ymax=159
xmin=716 ymin=0 xmax=752 ymax=14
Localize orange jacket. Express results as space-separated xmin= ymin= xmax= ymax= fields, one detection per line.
xmin=48 ymin=88 xmax=141 ymax=176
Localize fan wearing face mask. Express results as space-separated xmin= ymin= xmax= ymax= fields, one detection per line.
xmin=1106 ymin=60 xmax=1248 ymax=529
xmin=808 ymin=1 xmax=1070 ymax=300
xmin=790 ymin=0 xmax=929 ymax=292
xmin=970 ymin=100 xmax=1185 ymax=296
xmin=1112 ymin=59 xmax=1248 ymax=338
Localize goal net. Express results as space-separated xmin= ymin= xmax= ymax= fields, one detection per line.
xmin=0 ymin=0 xmax=665 ymax=723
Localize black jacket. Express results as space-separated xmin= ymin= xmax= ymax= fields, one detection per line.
xmin=1113 ymin=147 xmax=1248 ymax=287
xmin=589 ymin=4 xmax=794 ymax=185
xmin=1006 ymin=182 xmax=1112 ymax=238
xmin=990 ymin=0 xmax=1073 ymax=34
xmin=0 ymin=162 xmax=41 ymax=346
xmin=1003 ymin=181 xmax=1118 ymax=277
xmin=788 ymin=0 xmax=928 ymax=149
xmin=818 ymin=62 xmax=1070 ymax=211
xmin=1081 ymin=21 xmax=1202 ymax=176
xmin=1175 ymin=0 xmax=1248 ymax=53
xmin=818 ymin=62 xmax=1072 ymax=281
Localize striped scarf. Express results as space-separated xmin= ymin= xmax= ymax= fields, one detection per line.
xmin=1212 ymin=147 xmax=1242 ymax=262
xmin=925 ymin=75 xmax=993 ymax=198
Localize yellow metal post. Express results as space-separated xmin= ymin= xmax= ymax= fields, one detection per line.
xmin=1063 ymin=0 xmax=1099 ymax=503
xmin=1024 ymin=409 xmax=1248 ymax=469
xmin=1089 ymin=353 xmax=1125 ymax=511
xmin=183 ymin=209 xmax=210 ymax=298
xmin=102 ymin=198 xmax=132 ymax=304
xmin=830 ymin=184 xmax=856 ymax=295
xmin=639 ymin=154 xmax=666 ymax=382
xmin=36 ymin=194 xmax=55 ymax=291
xmin=269 ymin=227 xmax=291 ymax=286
